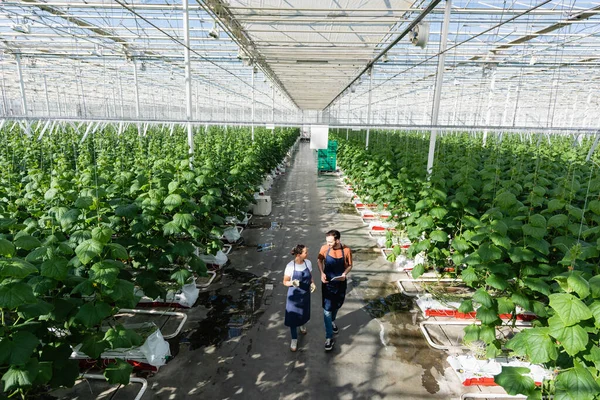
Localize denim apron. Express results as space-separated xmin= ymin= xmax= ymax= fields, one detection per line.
xmin=322 ymin=245 xmax=347 ymax=311
xmin=284 ymin=261 xmax=312 ymax=327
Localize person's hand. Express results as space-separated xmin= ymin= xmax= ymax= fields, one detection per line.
xmin=339 ymin=273 xmax=346 ymax=282
xmin=291 ymin=279 xmax=300 ymax=287
xmin=310 ymin=282 xmax=316 ymax=293
xmin=321 ymin=272 xmax=328 ymax=283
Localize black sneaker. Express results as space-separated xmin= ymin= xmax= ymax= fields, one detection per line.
xmin=332 ymin=322 xmax=339 ymax=334
xmin=325 ymin=338 xmax=334 ymax=351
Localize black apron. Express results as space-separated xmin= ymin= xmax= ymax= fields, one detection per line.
xmin=284 ymin=261 xmax=312 ymax=327
xmin=322 ymin=246 xmax=347 ymax=312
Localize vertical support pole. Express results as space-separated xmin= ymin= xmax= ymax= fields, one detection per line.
xmin=183 ymin=0 xmax=194 ymax=164
xmin=15 ymin=54 xmax=28 ymax=118
xmin=365 ymin=68 xmax=373 ymax=150
xmin=251 ymin=67 xmax=255 ymax=141
xmin=501 ymin=86 xmax=511 ymax=126
xmin=43 ymin=75 xmax=50 ymax=117
xmin=512 ymin=84 xmax=521 ymax=127
xmin=582 ymin=90 xmax=593 ymax=127
xmin=56 ymin=85 xmax=62 ymax=116
xmin=133 ymin=59 xmax=141 ymax=135
xmin=118 ymin=75 xmax=125 ymax=118
xmin=347 ymin=93 xmax=351 ymax=125
xmin=569 ymin=94 xmax=578 ymax=128
xmin=483 ymin=68 xmax=496 ymax=146
xmin=427 ymin=0 xmax=452 ymax=176
xmin=394 ymin=95 xmax=400 ymax=125
xmin=272 ymin=85 xmax=275 ymax=123
xmin=78 ymin=71 xmax=87 ymax=117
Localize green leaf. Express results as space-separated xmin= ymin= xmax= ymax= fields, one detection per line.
xmin=40 ymin=257 xmax=69 ymax=281
xmin=496 ymin=192 xmax=517 ymax=209
xmin=171 ymin=268 xmax=192 ymax=286
xmin=589 ymin=275 xmax=600 ymax=298
xmin=14 ymin=235 xmax=41 ymax=251
xmin=529 ymin=214 xmax=546 ymax=228
xmin=522 ymin=224 xmax=547 ymax=239
xmin=411 ymin=263 xmax=425 ymax=279
xmin=478 ymin=243 xmax=502 ymax=262
xmin=107 ymin=243 xmax=128 ymax=260
xmin=115 ymin=203 xmax=139 ymax=219
xmin=524 ymin=237 xmax=550 ymax=255
xmin=17 ymin=300 xmax=54 ymax=319
xmin=34 ymin=361 xmax=53 ymax=386
xmin=508 ymin=247 xmax=535 ymax=263
xmin=463 ymin=324 xmax=479 ymax=342
xmin=74 ymin=196 xmax=94 ymax=209
xmin=92 ymin=226 xmax=114 ymax=244
xmin=25 ymin=246 xmax=52 ymax=262
xmin=494 ymin=366 xmax=536 ymax=396
xmin=3 ymin=331 xmax=40 ymax=365
xmin=511 ymin=292 xmax=531 ymax=310
xmin=0 ymin=258 xmax=38 ymax=279
xmin=164 ymin=193 xmax=182 ymax=209
xmin=485 ymin=274 xmax=508 ymax=290
xmin=549 ymin=293 xmax=593 ymax=326
xmin=1 ymin=358 xmax=39 ymax=392
xmin=429 ymin=230 xmax=448 ymax=242
xmin=104 ymin=325 xmax=143 ymax=349
xmin=75 ymin=239 xmax=104 ymax=265
xmin=163 ymin=221 xmax=181 ymax=236
xmin=568 ymin=273 xmax=590 ymax=299
xmin=75 ymin=302 xmax=113 ymax=328
xmin=549 ymin=322 xmax=589 ymax=356
xmin=461 ymin=267 xmax=478 ymax=285
xmin=59 ymin=208 xmax=80 ymax=230
xmin=44 ymin=188 xmax=59 ymax=201
xmin=490 ymin=233 xmax=511 ymax=250
xmin=458 ymin=299 xmax=474 ymax=313
xmin=591 ymin=302 xmax=600 ymax=329
xmin=523 ymin=278 xmax=551 ymax=296
xmin=90 ymin=260 xmax=123 ymax=287
xmin=473 ymin=288 xmax=493 ymax=308
xmin=497 ymin=297 xmax=515 ymax=315
xmin=555 ymin=366 xmax=600 ymax=400
xmin=173 ymin=213 xmax=194 ymax=229
xmin=80 ymin=333 xmax=109 ymax=359
xmin=104 ymin=359 xmax=133 ymax=385
xmin=548 ymin=214 xmax=569 ymax=228
xmin=0 ymin=282 xmax=36 ymax=309
xmin=490 ymin=220 xmax=508 ymax=236
xmin=172 ymin=241 xmax=195 ymax=257
xmin=476 ymin=306 xmax=500 ymax=324
xmin=451 ymin=237 xmax=470 ymax=252
xmin=430 ymin=207 xmax=448 ymax=219
xmin=168 ymin=180 xmax=179 ymax=193
xmin=105 ymin=279 xmax=137 ymax=308
xmin=547 ymin=199 xmax=565 ymax=213
xmin=72 ymin=279 xmax=95 ymax=296
xmin=0 ymin=239 xmax=15 ymax=257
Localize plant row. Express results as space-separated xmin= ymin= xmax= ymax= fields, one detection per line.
xmin=335 ymin=130 xmax=600 ymax=400
xmin=0 ymin=123 xmax=298 ymax=398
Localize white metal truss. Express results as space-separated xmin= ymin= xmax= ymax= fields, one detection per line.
xmin=0 ymin=0 xmax=598 ymax=130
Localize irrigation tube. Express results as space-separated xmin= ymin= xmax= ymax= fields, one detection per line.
xmin=81 ymin=374 xmax=148 ymax=400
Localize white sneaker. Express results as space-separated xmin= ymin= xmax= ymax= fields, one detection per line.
xmin=300 ymin=325 xmax=307 ymax=334
xmin=290 ymin=339 xmax=298 ymax=352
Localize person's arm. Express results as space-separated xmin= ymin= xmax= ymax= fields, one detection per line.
xmin=283 ymin=274 xmax=293 ymax=287
xmin=342 ymin=247 xmax=353 ymax=278
xmin=317 ymin=247 xmax=328 ymax=283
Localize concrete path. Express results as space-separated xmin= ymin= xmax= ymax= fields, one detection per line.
xmin=142 ymin=141 xmax=471 ymax=400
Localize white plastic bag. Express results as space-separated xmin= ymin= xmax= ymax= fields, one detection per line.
xmin=223 ymin=226 xmax=241 ymax=242
xmin=139 ymin=329 xmax=171 ymax=367
xmin=172 ymin=281 xmax=199 ymax=308
xmin=199 ymin=250 xmax=228 ymax=267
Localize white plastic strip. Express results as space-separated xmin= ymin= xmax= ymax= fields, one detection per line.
xmin=81 ymin=374 xmax=148 ymax=400
xmin=117 ymin=309 xmax=187 ymax=339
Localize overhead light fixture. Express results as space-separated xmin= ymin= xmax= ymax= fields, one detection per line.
xmin=140 ymin=62 xmax=146 ymax=72
xmin=12 ymin=23 xmax=30 ymax=34
xmin=381 ymin=54 xmax=389 ymax=63
xmin=208 ymin=22 xmax=220 ymax=39
xmin=529 ymin=55 xmax=537 ymax=65
xmin=91 ymin=44 xmax=103 ymax=57
xmin=409 ymin=22 xmax=430 ymax=49
xmin=295 ymin=59 xmax=329 ymax=64
xmin=350 ymin=84 xmax=356 ymax=93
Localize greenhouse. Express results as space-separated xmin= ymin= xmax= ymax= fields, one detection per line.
xmin=1 ymin=0 xmax=599 ymax=399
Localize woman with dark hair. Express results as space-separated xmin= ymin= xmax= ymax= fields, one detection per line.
xmin=283 ymin=244 xmax=316 ymax=351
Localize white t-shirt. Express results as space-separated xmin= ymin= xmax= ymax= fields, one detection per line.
xmin=284 ymin=259 xmax=313 ymax=278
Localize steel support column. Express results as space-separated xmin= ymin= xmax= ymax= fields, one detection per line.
xmin=366 ymin=68 xmax=373 ymax=150
xmin=251 ymin=67 xmax=255 ymax=141
xmin=183 ymin=0 xmax=194 ymax=163
xmin=427 ymin=0 xmax=452 ymax=176
xmin=133 ymin=59 xmax=141 ymax=135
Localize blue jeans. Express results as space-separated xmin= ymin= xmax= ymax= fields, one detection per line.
xmin=290 ymin=326 xmax=298 ymax=340
xmin=323 ymin=309 xmax=338 ymax=339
